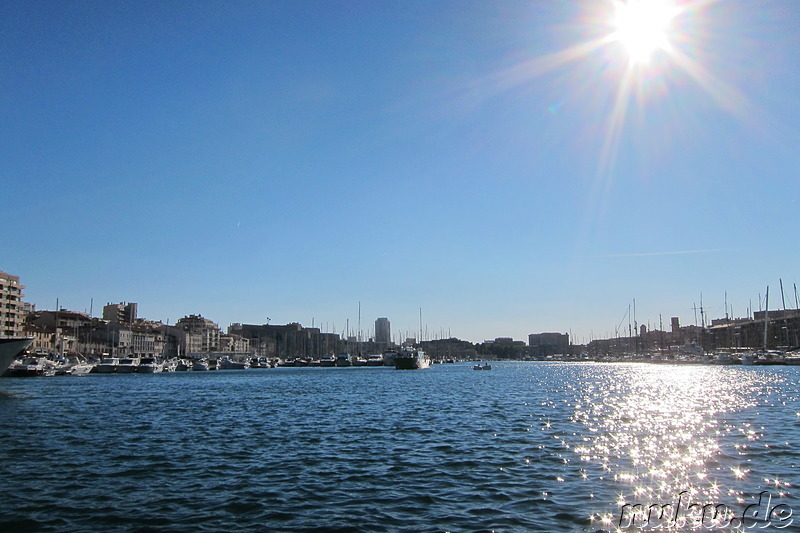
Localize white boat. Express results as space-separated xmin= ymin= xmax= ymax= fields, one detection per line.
xmin=95 ymin=357 xmax=120 ymax=374
xmin=69 ymin=362 xmax=95 ymax=376
xmin=116 ymin=358 xmax=140 ymax=373
xmin=219 ymin=357 xmax=250 ymax=370
xmin=192 ymin=359 xmax=209 ymax=371
xmin=319 ymin=355 xmax=336 ymax=367
xmin=0 ymin=337 xmax=34 ymax=376
xmin=394 ymin=347 xmax=431 ymax=370
xmin=137 ymin=357 xmax=163 ymax=373
xmin=4 ymin=356 xmax=55 ymax=377
xmin=473 ymin=363 xmax=492 ymax=370
xmin=366 ymin=354 xmax=385 ymax=366
xmin=739 ymin=352 xmax=756 ymax=366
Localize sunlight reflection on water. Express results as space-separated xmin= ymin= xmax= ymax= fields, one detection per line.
xmin=553 ymin=364 xmax=798 ymax=530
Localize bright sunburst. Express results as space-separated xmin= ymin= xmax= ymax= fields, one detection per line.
xmin=611 ymin=0 xmax=677 ymax=64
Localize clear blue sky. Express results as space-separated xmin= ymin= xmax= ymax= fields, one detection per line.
xmin=3 ymin=1 xmax=799 ymax=344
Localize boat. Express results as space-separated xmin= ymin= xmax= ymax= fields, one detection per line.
xmin=94 ymin=357 xmax=120 ymax=373
xmin=0 ymin=337 xmax=34 ymax=376
xmin=394 ymin=346 xmax=431 ymax=370
xmin=3 ymin=356 xmax=55 ymax=377
xmin=335 ymin=353 xmax=352 ymax=367
xmin=192 ymin=358 xmax=209 ymax=371
xmin=473 ymin=363 xmax=492 ymax=370
xmin=739 ymin=352 xmax=756 ymax=366
xmin=137 ymin=357 xmax=163 ymax=373
xmin=69 ymin=361 xmax=95 ymax=375
xmin=319 ymin=354 xmax=336 ymax=367
xmin=366 ymin=354 xmax=385 ymax=366
xmin=382 ymin=350 xmax=398 ymax=367
xmin=218 ymin=357 xmax=250 ymax=370
xmin=174 ymin=359 xmax=192 ymax=371
xmin=116 ymin=357 xmax=140 ymax=373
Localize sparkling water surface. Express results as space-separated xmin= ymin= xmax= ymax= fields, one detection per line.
xmin=1 ymin=362 xmax=798 ymax=532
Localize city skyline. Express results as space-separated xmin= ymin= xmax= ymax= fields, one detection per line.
xmin=4 ymin=1 xmax=799 ymax=344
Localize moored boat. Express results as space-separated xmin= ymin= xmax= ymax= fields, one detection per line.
xmin=116 ymin=358 xmax=140 ymax=373
xmin=3 ymin=356 xmax=55 ymax=377
xmin=137 ymin=357 xmax=163 ymax=373
xmin=0 ymin=337 xmax=34 ymax=377
xmin=394 ymin=347 xmax=431 ymax=370
xmin=94 ymin=357 xmax=120 ymax=374
xmin=219 ymin=357 xmax=250 ymax=370
xmin=366 ymin=354 xmax=384 ymax=366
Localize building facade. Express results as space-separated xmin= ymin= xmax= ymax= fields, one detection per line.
xmin=103 ymin=302 xmax=138 ymax=325
xmin=176 ymin=314 xmax=221 ymax=355
xmin=0 ymin=270 xmax=27 ymax=337
xmin=528 ymin=332 xmax=570 ymax=357
xmin=375 ymin=317 xmax=391 ymax=346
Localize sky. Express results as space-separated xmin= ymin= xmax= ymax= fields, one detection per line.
xmin=3 ymin=0 xmax=800 ymax=344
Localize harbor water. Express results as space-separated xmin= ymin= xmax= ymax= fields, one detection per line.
xmin=1 ymin=362 xmax=798 ymax=532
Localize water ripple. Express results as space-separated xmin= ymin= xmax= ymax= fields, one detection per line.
xmin=0 ymin=363 xmax=798 ymax=531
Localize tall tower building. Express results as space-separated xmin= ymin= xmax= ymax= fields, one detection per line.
xmin=375 ymin=317 xmax=391 ymax=346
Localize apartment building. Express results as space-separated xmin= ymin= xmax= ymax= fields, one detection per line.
xmin=0 ymin=270 xmax=27 ymax=337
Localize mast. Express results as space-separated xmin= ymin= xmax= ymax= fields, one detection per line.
xmin=780 ymin=279 xmax=787 ymax=311
xmin=419 ymin=308 xmax=423 ymax=345
xmin=795 ymin=283 xmax=799 ymax=310
xmin=763 ymin=286 xmax=769 ymax=352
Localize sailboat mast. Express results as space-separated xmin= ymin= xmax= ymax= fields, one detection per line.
xmin=763 ymin=286 xmax=769 ymax=351
xmin=780 ymin=279 xmax=787 ymax=311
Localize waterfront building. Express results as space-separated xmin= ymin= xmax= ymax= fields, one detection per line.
xmin=176 ymin=314 xmax=221 ymax=355
xmin=103 ymin=302 xmax=138 ymax=325
xmin=92 ymin=322 xmax=133 ymax=356
xmin=220 ymin=333 xmax=250 ymax=353
xmin=28 ymin=309 xmax=94 ymax=354
xmin=528 ymin=332 xmax=570 ymax=357
xmin=0 ymin=270 xmax=27 ymax=338
xmin=229 ymin=322 xmax=341 ymax=359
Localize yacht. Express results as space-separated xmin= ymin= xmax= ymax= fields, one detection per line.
xmin=394 ymin=347 xmax=431 ymax=370
xmin=0 ymin=337 xmax=34 ymax=376
xmin=116 ymin=358 xmax=140 ymax=373
xmin=69 ymin=361 xmax=95 ymax=375
xmin=219 ymin=357 xmax=250 ymax=370
xmin=319 ymin=354 xmax=336 ymax=367
xmin=95 ymin=357 xmax=120 ymax=373
xmin=4 ymin=356 xmax=55 ymax=377
xmin=137 ymin=357 xmax=163 ymax=373
xmin=366 ymin=354 xmax=385 ymax=366
xmin=192 ymin=358 xmax=209 ymax=371
xmin=382 ymin=350 xmax=398 ymax=367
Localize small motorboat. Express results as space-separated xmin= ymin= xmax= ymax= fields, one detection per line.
xmin=473 ymin=363 xmax=492 ymax=371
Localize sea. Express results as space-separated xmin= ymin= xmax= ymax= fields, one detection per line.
xmin=0 ymin=362 xmax=798 ymax=532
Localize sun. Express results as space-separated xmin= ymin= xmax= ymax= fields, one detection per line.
xmin=612 ymin=0 xmax=677 ymax=64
